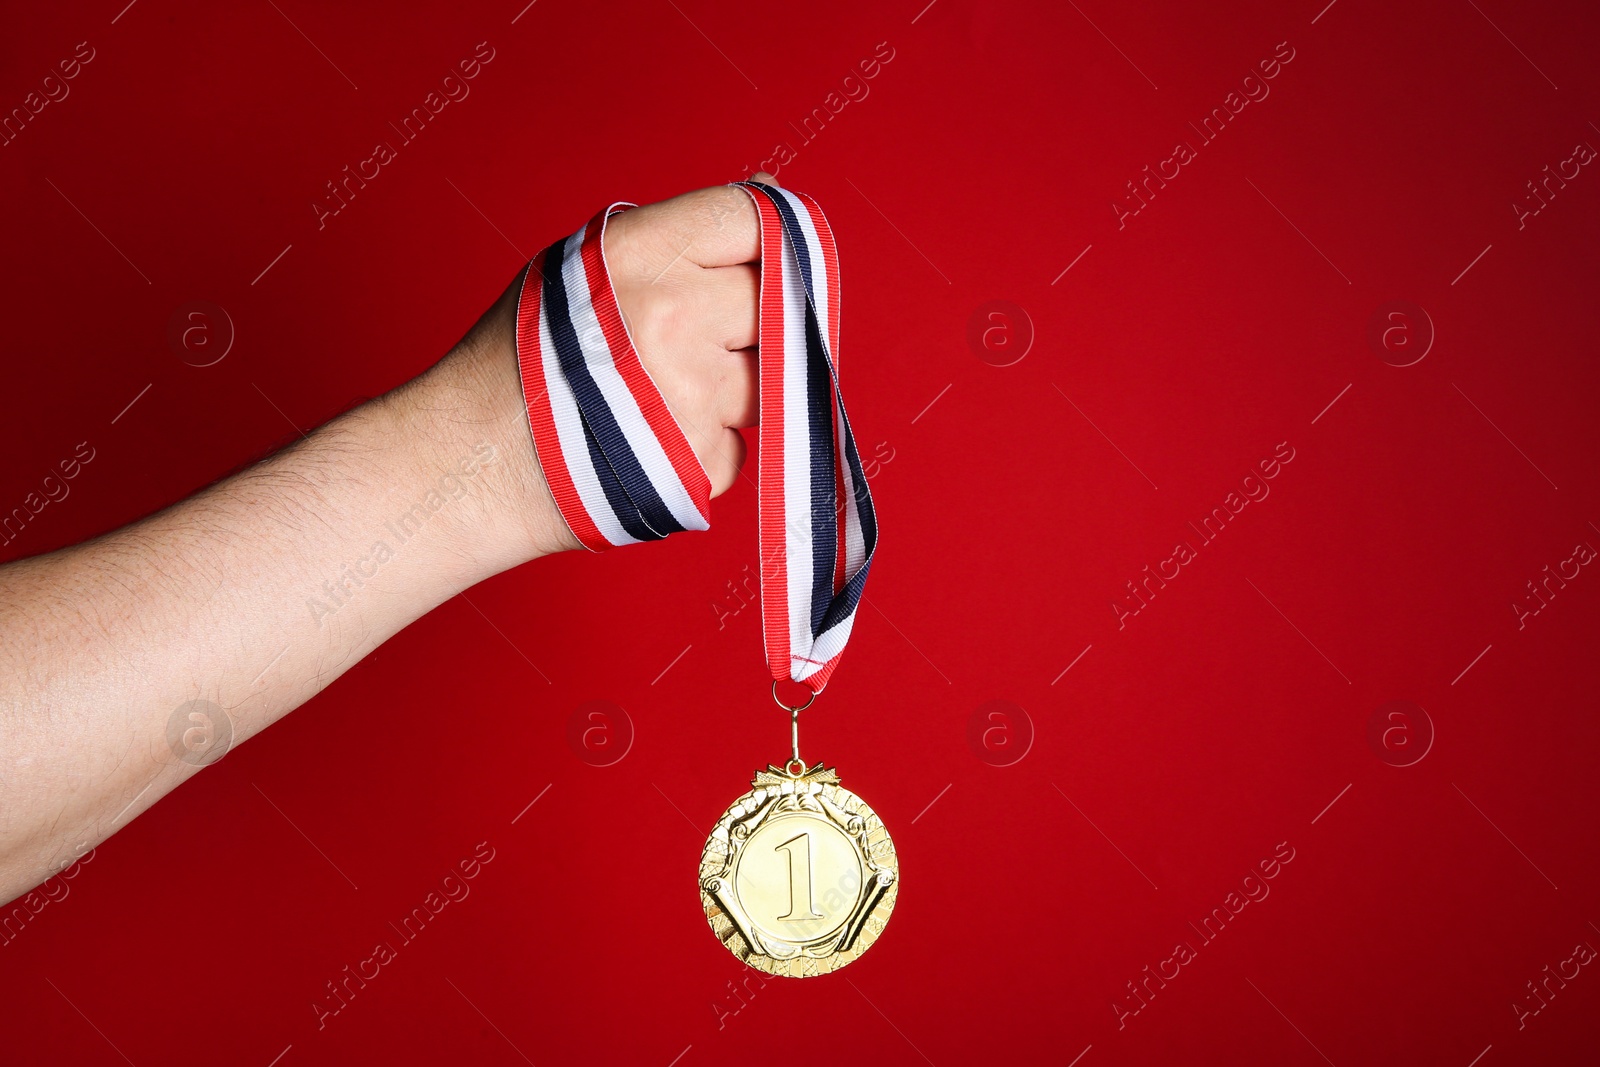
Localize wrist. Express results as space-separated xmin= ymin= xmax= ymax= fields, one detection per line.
xmin=383 ymin=276 xmax=583 ymax=576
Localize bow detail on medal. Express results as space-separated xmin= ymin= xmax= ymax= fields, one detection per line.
xmin=754 ymin=763 xmax=838 ymax=787
xmin=514 ymin=182 xmax=879 ymax=695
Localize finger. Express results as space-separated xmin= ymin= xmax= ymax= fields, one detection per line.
xmin=707 ymin=426 xmax=749 ymax=498
xmin=750 ymin=171 xmax=778 ymax=186
xmin=639 ymin=184 xmax=762 ymax=269
xmin=716 ymin=347 xmax=758 ymax=429
xmin=698 ymin=263 xmax=759 ymax=351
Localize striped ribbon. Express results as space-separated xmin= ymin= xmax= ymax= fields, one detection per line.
xmin=513 ymin=181 xmax=877 ymax=693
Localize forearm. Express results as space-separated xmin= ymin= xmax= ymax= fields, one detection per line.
xmin=0 ymin=286 xmax=564 ymax=901
xmin=0 ymin=178 xmax=766 ymax=906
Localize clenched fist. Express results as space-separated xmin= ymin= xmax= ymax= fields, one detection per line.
xmin=442 ymin=175 xmax=776 ymax=556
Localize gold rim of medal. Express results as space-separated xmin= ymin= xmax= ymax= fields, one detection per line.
xmin=699 ymin=759 xmax=898 ymax=978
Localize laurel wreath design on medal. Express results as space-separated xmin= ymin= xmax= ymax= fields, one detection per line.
xmin=699 ymin=762 xmax=898 ymax=978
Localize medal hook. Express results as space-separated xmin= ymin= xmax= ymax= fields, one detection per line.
xmin=788 ymin=707 xmax=802 ymax=774
xmin=772 ymin=681 xmax=814 ymax=775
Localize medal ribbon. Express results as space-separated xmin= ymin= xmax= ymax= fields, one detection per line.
xmin=514 ymin=182 xmax=877 ymax=693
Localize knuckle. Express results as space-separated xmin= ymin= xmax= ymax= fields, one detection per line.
xmin=641 ymin=289 xmax=695 ymax=348
xmin=701 ymin=185 xmax=754 ymax=234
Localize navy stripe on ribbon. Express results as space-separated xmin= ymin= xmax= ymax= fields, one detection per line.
xmin=744 ymin=181 xmax=877 ymax=645
xmin=539 ymin=237 xmax=684 ymax=540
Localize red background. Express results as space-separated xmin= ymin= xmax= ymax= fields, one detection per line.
xmin=3 ymin=1 xmax=1599 ymax=1064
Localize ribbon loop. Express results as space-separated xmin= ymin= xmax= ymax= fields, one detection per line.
xmin=733 ymin=181 xmax=877 ymax=693
xmin=514 ymin=204 xmax=712 ymax=553
xmin=515 ymin=184 xmax=877 ymax=693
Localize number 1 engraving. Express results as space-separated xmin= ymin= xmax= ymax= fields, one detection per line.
xmin=775 ymin=831 xmax=823 ymax=920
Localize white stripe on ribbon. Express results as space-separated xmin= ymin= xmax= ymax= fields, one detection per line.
xmin=559 ymin=225 xmax=709 ymax=534
xmin=773 ymin=192 xmax=865 ymax=590
xmin=778 ymin=214 xmax=815 ymax=670
xmin=836 ymin=403 xmax=867 ymax=578
xmin=537 ymin=253 xmax=639 ymax=548
xmin=784 ymin=189 xmax=832 ymax=362
xmin=803 ymin=612 xmax=857 ymax=684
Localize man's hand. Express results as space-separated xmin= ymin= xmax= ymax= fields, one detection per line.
xmin=605 ymin=182 xmax=765 ymax=498
xmin=0 ymin=177 xmax=772 ymax=906
xmin=416 ymin=177 xmax=771 ymax=557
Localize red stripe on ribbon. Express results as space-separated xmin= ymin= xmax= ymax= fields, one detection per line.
xmin=749 ymin=192 xmax=792 ymax=686
xmin=515 ymin=251 xmax=609 ymax=553
xmin=578 ymin=207 xmax=711 ymax=517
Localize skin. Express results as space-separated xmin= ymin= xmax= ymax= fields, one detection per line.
xmin=0 ymin=177 xmax=777 ymax=907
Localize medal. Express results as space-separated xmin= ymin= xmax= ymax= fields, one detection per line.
xmin=697 ymin=182 xmax=891 ymax=976
xmin=699 ymin=685 xmax=898 ymax=977
xmin=515 ymin=181 xmax=889 ymax=976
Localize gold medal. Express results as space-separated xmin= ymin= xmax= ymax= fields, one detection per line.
xmin=511 ymin=185 xmax=889 ymax=972
xmin=698 ymin=689 xmax=898 ymax=977
xmin=690 ymin=184 xmax=891 ymax=975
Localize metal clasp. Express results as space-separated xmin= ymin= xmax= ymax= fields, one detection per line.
xmin=771 ymin=681 xmax=816 ymax=773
